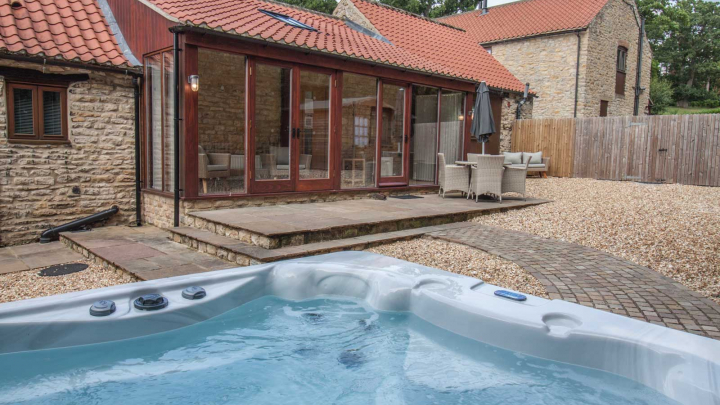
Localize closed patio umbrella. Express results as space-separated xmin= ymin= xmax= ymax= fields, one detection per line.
xmin=470 ymin=81 xmax=495 ymax=154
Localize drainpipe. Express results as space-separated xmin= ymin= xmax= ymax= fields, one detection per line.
xmin=573 ymin=31 xmax=581 ymax=118
xmin=173 ymin=32 xmax=181 ymax=227
xmin=633 ymin=18 xmax=645 ymax=116
xmin=133 ymin=77 xmax=142 ymax=227
xmin=516 ymin=83 xmax=529 ymax=119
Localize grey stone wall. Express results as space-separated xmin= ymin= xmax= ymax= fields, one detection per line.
xmin=580 ymin=0 xmax=652 ymax=117
xmin=0 ymin=59 xmax=136 ymax=246
xmin=490 ymin=32 xmax=586 ymax=119
xmin=500 ymin=93 xmax=533 ymax=152
xmin=484 ymin=0 xmax=651 ymax=118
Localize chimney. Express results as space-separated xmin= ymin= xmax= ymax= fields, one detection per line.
xmin=481 ymin=0 xmax=488 ymax=14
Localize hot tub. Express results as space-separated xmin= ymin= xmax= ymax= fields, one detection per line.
xmin=0 ymin=252 xmax=718 ymax=404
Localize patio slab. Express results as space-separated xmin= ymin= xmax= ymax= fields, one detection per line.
xmin=60 ymin=226 xmax=236 ymax=281
xmin=0 ymin=242 xmax=83 ymax=274
xmin=188 ymin=195 xmax=548 ymax=249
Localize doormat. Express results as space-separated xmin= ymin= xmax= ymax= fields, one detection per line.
xmin=389 ymin=195 xmax=424 ymax=200
xmin=38 ymin=263 xmax=89 ymax=277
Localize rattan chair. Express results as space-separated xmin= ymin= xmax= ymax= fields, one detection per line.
xmin=438 ymin=153 xmax=469 ymax=198
xmin=502 ymin=159 xmax=531 ymax=200
xmin=468 ymin=155 xmax=505 ymax=202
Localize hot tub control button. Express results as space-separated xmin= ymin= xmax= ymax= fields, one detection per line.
xmin=134 ymin=294 xmax=169 ymax=311
xmin=182 ymin=286 xmax=206 ymax=300
xmin=90 ymin=300 xmax=116 ymax=317
xmin=494 ymin=290 xmax=527 ymax=301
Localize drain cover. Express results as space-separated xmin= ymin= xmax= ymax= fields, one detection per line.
xmin=38 ymin=263 xmax=89 ymax=277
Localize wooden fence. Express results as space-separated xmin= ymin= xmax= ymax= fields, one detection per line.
xmin=511 ymin=114 xmax=720 ymax=186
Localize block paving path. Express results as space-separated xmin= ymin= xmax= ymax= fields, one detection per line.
xmin=430 ymin=224 xmax=720 ymax=339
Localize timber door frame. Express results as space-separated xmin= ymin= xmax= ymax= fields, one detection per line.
xmin=377 ymin=79 xmax=411 ymax=187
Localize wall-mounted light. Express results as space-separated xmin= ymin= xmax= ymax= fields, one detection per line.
xmin=458 ymin=114 xmax=464 ymax=121
xmin=188 ymin=75 xmax=199 ymax=92
xmin=470 ymin=108 xmax=475 ymax=120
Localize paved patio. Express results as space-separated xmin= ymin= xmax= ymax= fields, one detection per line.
xmin=189 ymin=194 xmax=548 ymax=248
xmin=62 ymin=226 xmax=235 ymax=280
xmin=0 ymin=242 xmax=82 ymax=274
xmin=430 ymin=224 xmax=720 ymax=339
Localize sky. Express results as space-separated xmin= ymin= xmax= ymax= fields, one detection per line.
xmin=488 ymin=0 xmax=525 ymax=6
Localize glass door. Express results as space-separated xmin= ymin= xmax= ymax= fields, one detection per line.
xmin=249 ymin=61 xmax=336 ymax=193
xmin=378 ymin=81 xmax=410 ymax=186
xmin=295 ymin=68 xmax=334 ymax=192
xmin=249 ymin=60 xmax=294 ymax=193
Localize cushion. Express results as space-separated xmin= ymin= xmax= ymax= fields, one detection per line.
xmin=198 ymin=145 xmax=206 ymax=154
xmin=207 ymin=164 xmax=227 ymax=171
xmin=523 ymin=151 xmax=543 ymax=164
xmin=528 ymin=164 xmax=546 ymax=168
xmin=270 ymin=146 xmax=290 ymax=165
xmin=503 ymin=152 xmax=522 ymax=165
xmin=277 ymin=164 xmax=306 ymax=170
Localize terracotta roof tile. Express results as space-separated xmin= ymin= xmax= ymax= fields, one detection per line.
xmin=349 ymin=0 xmax=525 ymax=92
xmin=439 ymin=0 xmax=609 ymax=44
xmin=0 ymin=0 xmax=130 ymax=67
xmin=145 ymin=0 xmax=526 ymax=92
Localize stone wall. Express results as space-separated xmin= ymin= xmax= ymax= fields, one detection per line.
xmin=197 ymin=48 xmax=246 ymax=155
xmin=141 ymin=187 xmax=437 ymax=229
xmin=490 ymin=32 xmax=586 ymax=119
xmin=485 ymin=0 xmax=651 ymax=118
xmin=0 ymin=59 xmax=136 ymax=246
xmin=580 ymin=0 xmax=652 ymax=117
xmin=499 ymin=93 xmax=534 ymax=152
xmin=333 ymin=0 xmax=380 ymax=33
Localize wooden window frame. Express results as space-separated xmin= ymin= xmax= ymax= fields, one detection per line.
xmin=615 ymin=46 xmax=627 ymax=95
xmin=7 ymin=82 xmax=68 ymax=144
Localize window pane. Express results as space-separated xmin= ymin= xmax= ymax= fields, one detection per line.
xmin=341 ymin=73 xmax=377 ymax=188
xmin=299 ymin=70 xmax=331 ymax=180
xmin=13 ymin=88 xmax=34 ymax=135
xmin=381 ymin=84 xmax=405 ymax=178
xmin=255 ymin=63 xmax=292 ymax=181
xmin=439 ymin=90 xmax=465 ymax=164
xmin=410 ymin=86 xmax=438 ymax=185
xmin=42 ymin=90 xmax=62 ymax=136
xmin=163 ymin=51 xmax=175 ymax=193
xmin=198 ymin=48 xmax=246 ymax=195
xmin=146 ymin=54 xmax=163 ymax=190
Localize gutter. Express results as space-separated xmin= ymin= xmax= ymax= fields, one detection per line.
xmin=173 ymin=32 xmax=181 ymax=227
xmin=133 ymin=77 xmax=142 ymax=227
xmin=573 ymin=31 xmax=581 ymax=118
xmin=0 ymin=52 xmax=141 ymax=76
xmin=633 ymin=18 xmax=645 ymax=116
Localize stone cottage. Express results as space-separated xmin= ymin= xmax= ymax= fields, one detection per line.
xmin=441 ymin=0 xmax=653 ymax=118
xmin=0 ymin=0 xmax=141 ymax=246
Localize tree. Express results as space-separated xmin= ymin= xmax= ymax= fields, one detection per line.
xmin=649 ymin=77 xmax=674 ymax=114
xmin=282 ymin=0 xmax=339 ymax=14
xmin=638 ymin=0 xmax=720 ymax=103
xmin=281 ymin=0 xmax=479 ymax=18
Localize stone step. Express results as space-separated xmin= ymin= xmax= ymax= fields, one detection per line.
xmin=169 ymin=222 xmax=477 ymax=266
xmin=184 ymin=197 xmax=545 ymax=250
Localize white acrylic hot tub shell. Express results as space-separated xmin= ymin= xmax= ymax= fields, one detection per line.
xmin=0 ymin=252 xmax=718 ymax=405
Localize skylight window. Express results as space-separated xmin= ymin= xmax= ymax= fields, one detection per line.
xmin=259 ymin=9 xmax=317 ymax=31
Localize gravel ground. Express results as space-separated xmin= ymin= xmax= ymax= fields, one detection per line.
xmin=0 ymin=261 xmax=138 ymax=304
xmin=367 ymin=237 xmax=549 ymax=298
xmin=474 ymin=178 xmax=720 ymax=303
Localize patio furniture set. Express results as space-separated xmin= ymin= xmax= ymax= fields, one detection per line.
xmin=438 ymin=152 xmax=550 ymax=201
